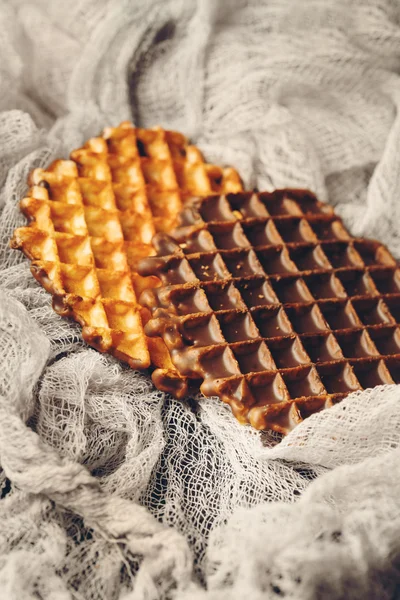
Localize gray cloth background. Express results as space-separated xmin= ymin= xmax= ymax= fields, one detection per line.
xmin=1 ymin=1 xmax=400 ymax=599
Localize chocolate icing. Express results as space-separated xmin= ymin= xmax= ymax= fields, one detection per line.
xmin=138 ymin=190 xmax=400 ymax=434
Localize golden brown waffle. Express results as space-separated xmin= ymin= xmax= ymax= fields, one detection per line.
xmin=10 ymin=122 xmax=242 ymax=369
xmin=139 ymin=190 xmax=400 ymax=434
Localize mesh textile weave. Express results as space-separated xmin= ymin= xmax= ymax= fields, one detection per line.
xmin=1 ymin=1 xmax=400 ymax=599
xmin=10 ymin=121 xmax=242 ymax=370
xmin=139 ymin=190 xmax=400 ymax=434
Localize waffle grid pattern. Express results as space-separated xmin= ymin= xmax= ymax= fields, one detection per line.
xmin=139 ymin=190 xmax=400 ymax=434
xmin=11 ymin=122 xmax=242 ymax=369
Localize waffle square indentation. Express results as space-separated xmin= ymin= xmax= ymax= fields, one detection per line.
xmin=271 ymin=277 xmax=313 ymax=304
xmin=199 ymin=346 xmax=241 ymax=378
xmin=351 ymin=359 xmax=394 ymax=388
xmin=321 ymin=242 xmax=364 ymax=269
xmin=335 ymin=330 xmax=378 ymax=359
xmin=227 ymin=192 xmax=269 ymax=219
xmin=282 ymin=365 xmax=326 ymax=399
xmin=217 ymin=312 xmax=260 ymax=343
xmin=159 ymin=256 xmax=198 ymax=285
xmin=50 ymin=203 xmax=87 ymax=236
xmin=180 ymin=230 xmax=217 ymax=254
xmin=189 ymin=253 xmax=230 ymax=281
xmin=351 ymin=298 xmax=394 ymax=326
xmin=317 ymin=362 xmax=361 ymax=394
xmin=103 ymin=301 xmax=140 ymax=331
xmin=200 ymin=195 xmax=236 ymax=222
xmin=287 ymin=190 xmax=334 ymax=216
xmin=56 ymin=235 xmax=93 ymax=266
xmin=336 ymin=270 xmax=378 ymax=297
xmin=91 ymin=239 xmax=130 ymax=271
xmin=296 ymin=396 xmax=333 ymax=419
xmin=204 ymin=281 xmax=247 ymax=312
xmin=259 ymin=192 xmax=303 ymax=216
xmin=223 ymin=249 xmax=265 ymax=278
xmin=181 ymin=314 xmax=225 ymax=347
xmin=210 ymin=223 xmax=250 ymax=250
xmin=382 ymin=297 xmax=400 ymax=323
xmin=274 ymin=218 xmax=316 ymax=243
xmin=232 ymin=341 xmax=276 ymax=373
xmin=247 ymin=372 xmax=290 ymax=405
xmin=252 ymin=306 xmax=293 ymax=338
xmin=285 ymin=304 xmax=329 ymax=334
xmin=368 ymin=326 xmax=400 ymax=356
xmin=256 ymin=246 xmax=298 ymax=275
xmin=169 ymin=287 xmax=211 ymax=315
xmin=242 ymin=220 xmax=283 ymax=247
xmin=304 ymin=273 xmax=347 ymax=300
xmin=237 ymin=279 xmax=279 ymax=308
xmin=60 ymin=264 xmax=99 ymax=298
xmin=300 ymin=333 xmax=344 ymax=363
xmin=289 ymin=245 xmax=331 ymax=272
xmin=353 ymin=240 xmax=396 ymax=267
xmin=310 ymin=218 xmax=350 ymax=241
xmin=97 ymin=270 xmax=135 ymax=301
xmin=318 ymin=300 xmax=362 ymax=331
xmin=369 ymin=268 xmax=400 ymax=295
xmin=267 ymin=336 xmax=310 ymax=369
xmin=385 ymin=357 xmax=400 ymax=384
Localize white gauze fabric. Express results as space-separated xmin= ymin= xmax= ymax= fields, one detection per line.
xmin=1 ymin=0 xmax=400 ymax=598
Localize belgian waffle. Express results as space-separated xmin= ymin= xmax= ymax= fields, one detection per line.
xmin=10 ymin=122 xmax=242 ymax=369
xmin=139 ymin=190 xmax=400 ymax=434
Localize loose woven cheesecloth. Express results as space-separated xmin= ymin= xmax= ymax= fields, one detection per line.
xmin=1 ymin=1 xmax=400 ymax=599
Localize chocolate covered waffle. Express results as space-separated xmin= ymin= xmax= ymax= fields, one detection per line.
xmin=139 ymin=190 xmax=400 ymax=434
xmin=11 ymin=122 xmax=242 ymax=369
